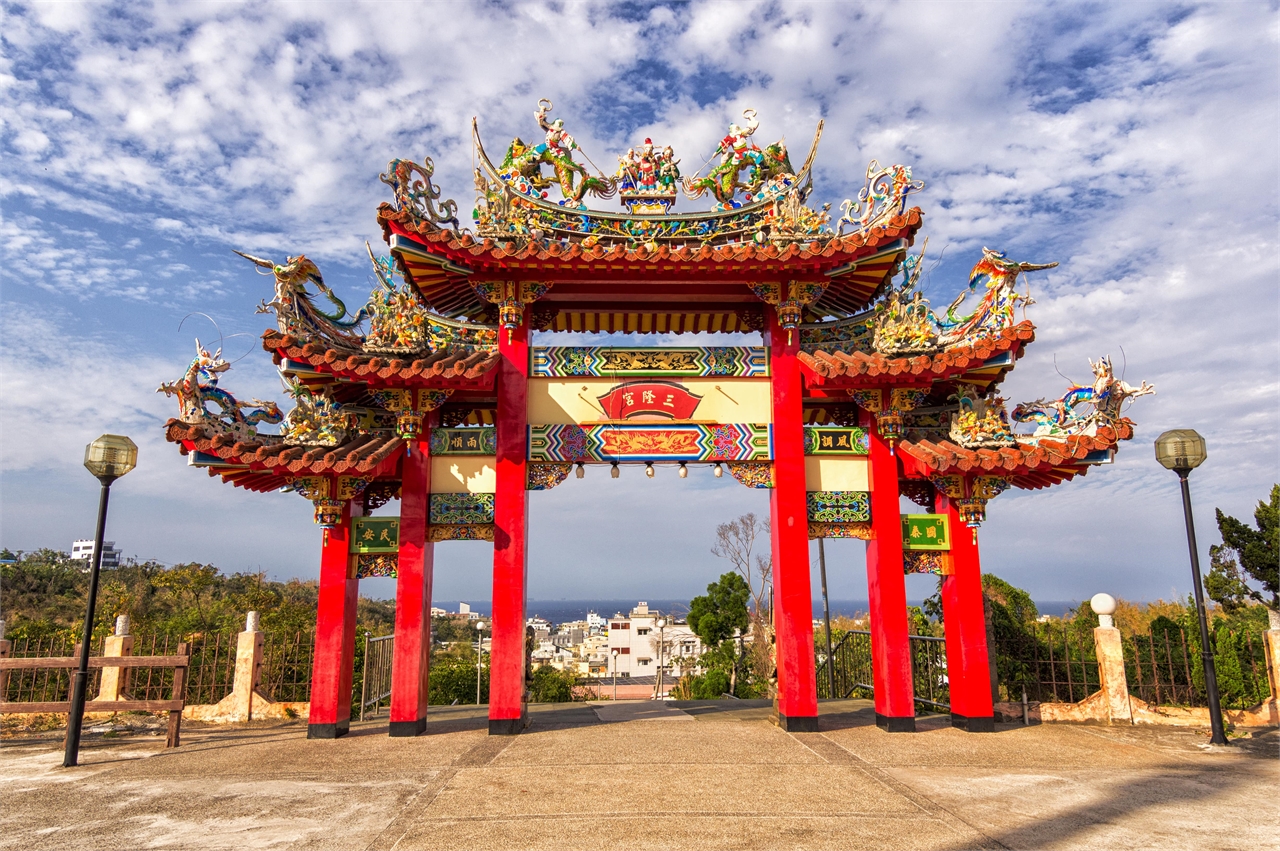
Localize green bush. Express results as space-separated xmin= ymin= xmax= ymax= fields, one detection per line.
xmin=528 ymin=665 xmax=574 ymax=703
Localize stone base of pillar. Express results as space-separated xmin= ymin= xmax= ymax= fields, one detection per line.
xmin=307 ymin=721 xmax=349 ymax=739
xmin=389 ymin=719 xmax=426 ymax=737
xmin=776 ymin=712 xmax=819 ymax=733
xmin=875 ymin=713 xmax=916 ymax=733
xmin=488 ymin=715 xmax=527 ymax=736
xmin=950 ymin=713 xmax=995 ymax=732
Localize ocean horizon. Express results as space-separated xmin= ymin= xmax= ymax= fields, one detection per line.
xmin=434 ymin=598 xmax=1082 ymax=625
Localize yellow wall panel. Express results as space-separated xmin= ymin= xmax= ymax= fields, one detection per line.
xmin=528 ymin=377 xmax=773 ymax=425
xmin=430 ymin=456 xmax=496 ymax=493
xmin=805 ymin=457 xmax=870 ymax=492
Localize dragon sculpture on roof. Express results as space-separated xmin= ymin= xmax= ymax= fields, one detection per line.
xmin=1012 ymin=356 xmax=1155 ymax=437
xmin=236 ymin=251 xmax=369 ymax=349
xmin=497 ymin=99 xmax=617 ymax=206
xmin=158 ymin=340 xmax=282 ymax=440
xmin=683 ymin=109 xmax=797 ymax=210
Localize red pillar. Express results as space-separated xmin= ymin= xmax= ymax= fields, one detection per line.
xmin=390 ymin=427 xmax=435 ymax=736
xmin=489 ymin=310 xmax=530 ymax=734
xmin=863 ymin=407 xmax=916 ymax=731
xmin=308 ymin=497 xmax=361 ymax=738
xmin=767 ymin=308 xmax=818 ymax=731
xmin=937 ymin=489 xmax=995 ymax=731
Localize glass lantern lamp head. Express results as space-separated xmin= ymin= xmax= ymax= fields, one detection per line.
xmin=575 ymin=462 xmax=585 ymax=479
xmin=610 ymin=462 xmax=620 ymax=479
xmin=678 ymin=462 xmax=688 ymax=478
xmin=83 ymin=434 xmax=138 ymax=483
xmin=1154 ymin=429 xmax=1207 ymax=475
xmin=645 ymin=462 xmax=655 ymax=479
xmin=475 ymin=620 xmax=486 ymax=632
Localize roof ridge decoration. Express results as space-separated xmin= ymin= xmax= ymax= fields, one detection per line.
xmin=365 ymin=243 xmax=499 ymax=354
xmin=379 ymin=156 xmax=460 ymax=229
xmin=157 ymin=340 xmax=282 ymax=442
xmin=835 ymin=161 xmax=925 ymax=238
xmin=237 ymin=250 xmax=370 ymax=349
xmin=279 ymin=382 xmax=353 ymax=447
xmin=949 ymin=384 xmax=1016 ymax=448
xmin=241 ymin=246 xmax=497 ymax=358
xmin=616 ymin=137 xmax=680 ymax=214
xmin=467 ymin=106 xmax=846 ymax=249
xmin=802 ymin=246 xmax=1051 ymax=358
xmin=1012 ymin=356 xmax=1155 ymax=438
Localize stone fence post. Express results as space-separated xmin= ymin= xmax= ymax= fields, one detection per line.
xmin=97 ymin=615 xmax=134 ymax=702
xmin=231 ymin=611 xmax=265 ymax=721
xmin=1090 ymin=594 xmax=1133 ymax=725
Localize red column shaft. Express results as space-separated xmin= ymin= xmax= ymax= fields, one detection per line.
xmin=937 ymin=490 xmax=995 ymax=731
xmin=308 ymin=498 xmax=361 ymax=739
xmin=390 ymin=429 xmax=435 ymax=736
xmin=489 ymin=312 xmax=530 ymax=734
xmin=863 ymin=410 xmax=916 ymax=731
xmin=767 ymin=308 xmax=818 ymax=731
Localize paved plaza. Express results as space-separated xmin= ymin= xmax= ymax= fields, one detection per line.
xmin=1 ymin=699 xmax=1276 ymax=851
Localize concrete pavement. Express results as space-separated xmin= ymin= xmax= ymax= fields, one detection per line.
xmin=0 ymin=699 xmax=1275 ymax=850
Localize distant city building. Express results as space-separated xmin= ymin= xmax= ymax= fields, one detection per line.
xmin=458 ymin=602 xmax=480 ymax=620
xmin=430 ymin=607 xmax=448 ymax=617
xmin=70 ymin=540 xmax=122 ymax=569
xmin=586 ymin=611 xmax=605 ymax=631
xmin=606 ymin=601 xmax=703 ymax=682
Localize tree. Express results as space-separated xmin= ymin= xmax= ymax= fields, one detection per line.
xmin=1207 ymin=484 xmax=1279 ymax=629
xmin=711 ymin=512 xmax=775 ymax=698
xmin=688 ymin=572 xmax=751 ymax=648
xmin=981 ymin=574 xmax=1039 ymax=624
xmin=711 ymin=513 xmax=771 ymax=616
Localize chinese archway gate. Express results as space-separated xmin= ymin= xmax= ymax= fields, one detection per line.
xmin=163 ymin=104 xmax=1152 ymax=737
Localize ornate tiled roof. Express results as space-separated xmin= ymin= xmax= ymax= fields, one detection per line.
xmin=263 ymin=330 xmax=500 ymax=387
xmin=799 ymin=322 xmax=1035 ymax=387
xmin=380 ymin=205 xmax=922 ymax=267
xmin=164 ymin=419 xmax=403 ymax=492
xmin=898 ymin=420 xmax=1134 ymax=489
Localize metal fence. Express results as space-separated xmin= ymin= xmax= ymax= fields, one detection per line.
xmin=259 ymin=631 xmax=314 ymax=703
xmin=910 ymin=635 xmax=949 ymax=711
xmin=817 ymin=630 xmax=874 ymax=700
xmin=357 ymin=634 xmax=394 ymax=720
xmin=817 ymin=631 xmax=953 ymax=711
xmin=1126 ymin=625 xmax=1270 ymax=710
xmin=994 ymin=621 xmax=1099 ymax=704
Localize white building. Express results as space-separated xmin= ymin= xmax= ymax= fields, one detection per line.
xmin=458 ymin=602 xmax=480 ymax=620
xmin=70 ymin=540 xmax=122 ymax=569
xmin=606 ymin=601 xmax=704 ymax=680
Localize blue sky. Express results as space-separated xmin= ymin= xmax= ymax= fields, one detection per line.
xmin=1 ymin=1 xmax=1276 ymax=607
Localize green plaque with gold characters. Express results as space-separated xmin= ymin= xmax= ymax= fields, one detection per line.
xmin=351 ymin=516 xmax=400 ymax=554
xmin=901 ymin=514 xmax=950 ymax=551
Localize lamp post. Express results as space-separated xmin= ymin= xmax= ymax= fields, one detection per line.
xmin=65 ymin=434 xmax=138 ymax=768
xmin=611 ymin=648 xmax=619 ymax=701
xmin=1154 ymin=429 xmax=1227 ymax=746
xmin=817 ymin=537 xmax=835 ymax=700
xmin=475 ymin=621 xmax=487 ymax=706
xmin=655 ymin=616 xmax=667 ymax=700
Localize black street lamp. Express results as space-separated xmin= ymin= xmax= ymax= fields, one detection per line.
xmin=64 ymin=434 xmax=137 ymax=768
xmin=1154 ymin=429 xmax=1227 ymax=746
